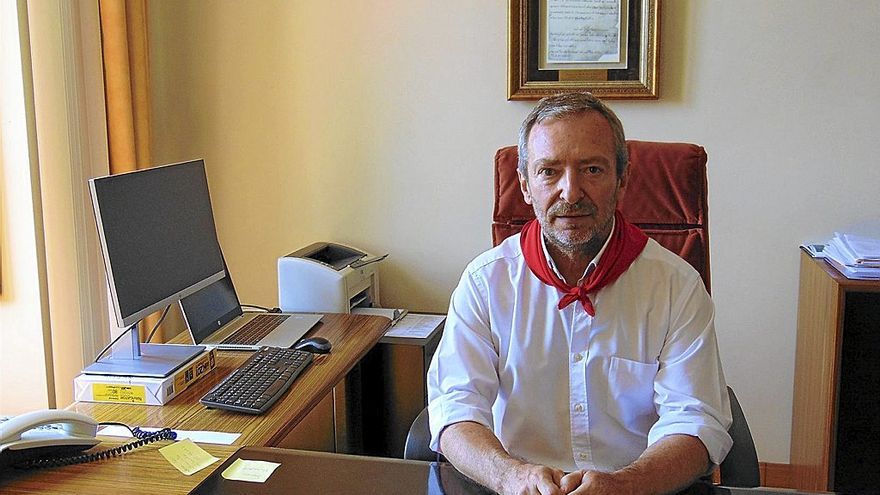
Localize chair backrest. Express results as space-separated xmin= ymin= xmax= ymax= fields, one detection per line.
xmin=720 ymin=386 xmax=761 ymax=487
xmin=403 ymin=407 xmax=445 ymax=462
xmin=493 ymin=140 xmax=711 ymax=291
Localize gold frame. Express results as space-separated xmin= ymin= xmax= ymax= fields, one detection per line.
xmin=508 ymin=0 xmax=659 ymax=100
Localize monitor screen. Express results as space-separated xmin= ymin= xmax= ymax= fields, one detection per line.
xmin=90 ymin=159 xmax=226 ymax=327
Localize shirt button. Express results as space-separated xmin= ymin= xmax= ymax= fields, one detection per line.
xmin=573 ymin=353 xmax=583 ymax=362
xmin=577 ymin=452 xmax=588 ymax=461
xmin=574 ymin=403 xmax=585 ymax=413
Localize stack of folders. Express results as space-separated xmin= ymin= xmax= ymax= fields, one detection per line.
xmin=820 ymin=233 xmax=880 ymax=280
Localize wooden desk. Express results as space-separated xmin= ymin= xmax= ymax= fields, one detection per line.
xmin=0 ymin=438 xmax=237 ymax=495
xmin=68 ymin=314 xmax=389 ymax=447
xmin=790 ymin=252 xmax=880 ymax=492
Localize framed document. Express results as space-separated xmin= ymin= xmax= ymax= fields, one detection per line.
xmin=508 ymin=0 xmax=659 ymax=100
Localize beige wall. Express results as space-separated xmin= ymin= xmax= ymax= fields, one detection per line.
xmin=148 ymin=1 xmax=880 ymax=463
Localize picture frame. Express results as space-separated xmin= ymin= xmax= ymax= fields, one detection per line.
xmin=508 ymin=0 xmax=659 ymax=100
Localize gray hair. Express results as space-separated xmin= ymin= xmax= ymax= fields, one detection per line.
xmin=517 ymin=92 xmax=628 ymax=178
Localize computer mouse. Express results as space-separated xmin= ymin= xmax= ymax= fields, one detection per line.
xmin=294 ymin=336 xmax=332 ymax=354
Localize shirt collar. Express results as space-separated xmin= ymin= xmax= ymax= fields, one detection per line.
xmin=540 ymin=215 xmax=615 ymax=285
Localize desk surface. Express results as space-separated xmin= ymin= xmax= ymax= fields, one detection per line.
xmin=192 ymin=448 xmax=839 ymax=495
xmin=68 ymin=313 xmax=389 ymax=446
xmin=0 ymin=438 xmax=237 ymax=495
xmin=1 ymin=444 xmax=839 ymax=495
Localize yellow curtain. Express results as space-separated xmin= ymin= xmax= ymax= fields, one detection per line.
xmin=99 ymin=0 xmax=163 ymax=342
xmin=100 ymin=0 xmax=151 ymax=172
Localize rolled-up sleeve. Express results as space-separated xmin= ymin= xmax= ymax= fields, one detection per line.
xmin=427 ymin=268 xmax=500 ymax=453
xmin=649 ymin=276 xmax=733 ymax=466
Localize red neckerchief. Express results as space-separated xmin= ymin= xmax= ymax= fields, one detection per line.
xmin=520 ymin=210 xmax=648 ymax=316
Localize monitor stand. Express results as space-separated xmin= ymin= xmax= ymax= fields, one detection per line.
xmin=82 ymin=326 xmax=205 ymax=378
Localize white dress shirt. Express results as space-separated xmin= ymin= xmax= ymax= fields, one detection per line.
xmin=427 ymin=233 xmax=733 ymax=473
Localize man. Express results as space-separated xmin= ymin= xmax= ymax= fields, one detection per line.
xmin=427 ymin=92 xmax=732 ymax=495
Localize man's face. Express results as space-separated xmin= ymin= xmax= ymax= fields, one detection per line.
xmin=518 ymin=111 xmax=627 ymax=256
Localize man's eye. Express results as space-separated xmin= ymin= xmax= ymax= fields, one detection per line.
xmin=585 ymin=166 xmax=603 ymax=174
xmin=537 ymin=168 xmax=556 ymax=177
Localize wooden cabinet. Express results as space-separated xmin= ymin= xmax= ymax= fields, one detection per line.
xmin=789 ymin=252 xmax=880 ymax=492
xmin=359 ymin=322 xmax=443 ymax=458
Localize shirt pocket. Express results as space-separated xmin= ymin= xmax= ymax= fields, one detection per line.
xmin=605 ymin=356 xmax=660 ymax=434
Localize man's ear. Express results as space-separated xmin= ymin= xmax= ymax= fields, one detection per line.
xmin=616 ymin=165 xmax=631 ymax=204
xmin=518 ymin=168 xmax=533 ymax=205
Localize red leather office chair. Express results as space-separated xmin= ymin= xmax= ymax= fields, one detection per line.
xmin=493 ymin=140 xmax=712 ymax=291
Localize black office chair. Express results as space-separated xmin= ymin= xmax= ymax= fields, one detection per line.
xmin=403 ymin=407 xmax=445 ymax=462
xmin=720 ymin=386 xmax=761 ymax=487
xmin=404 ymin=387 xmax=760 ymax=487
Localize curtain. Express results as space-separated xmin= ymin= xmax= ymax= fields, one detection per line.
xmin=99 ymin=0 xmax=164 ymax=342
xmin=100 ymin=0 xmax=151 ymax=173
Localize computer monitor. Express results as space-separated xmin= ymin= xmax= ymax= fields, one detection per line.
xmin=85 ymin=159 xmax=226 ymax=377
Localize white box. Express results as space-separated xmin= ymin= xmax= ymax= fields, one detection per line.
xmin=74 ymin=349 xmax=216 ymax=405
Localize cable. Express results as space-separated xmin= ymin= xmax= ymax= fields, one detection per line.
xmin=97 ymin=421 xmax=136 ymax=435
xmin=144 ymin=305 xmax=171 ymax=343
xmin=92 ymin=321 xmax=140 ymax=363
xmin=96 ymin=422 xmax=157 ymax=440
xmin=240 ymin=304 xmax=278 ymax=313
xmin=12 ymin=427 xmax=177 ymax=469
xmin=91 ymin=305 xmax=171 ymax=364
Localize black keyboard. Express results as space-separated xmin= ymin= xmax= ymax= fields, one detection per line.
xmin=199 ymin=346 xmax=313 ymax=414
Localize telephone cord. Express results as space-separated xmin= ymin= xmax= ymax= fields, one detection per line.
xmin=12 ymin=427 xmax=177 ymax=469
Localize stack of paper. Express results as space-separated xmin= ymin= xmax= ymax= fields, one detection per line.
xmin=823 ymin=233 xmax=880 ymax=280
xmin=384 ymin=313 xmax=445 ymax=339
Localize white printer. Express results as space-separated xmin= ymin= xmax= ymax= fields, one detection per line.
xmin=278 ymin=242 xmax=387 ymax=313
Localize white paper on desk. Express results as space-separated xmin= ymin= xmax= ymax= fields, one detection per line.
xmin=384 ymin=313 xmax=444 ymax=339
xmin=98 ymin=425 xmax=241 ymax=445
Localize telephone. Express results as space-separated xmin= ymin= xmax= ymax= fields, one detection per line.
xmin=0 ymin=410 xmax=99 ymax=469
xmin=0 ymin=409 xmax=176 ymax=469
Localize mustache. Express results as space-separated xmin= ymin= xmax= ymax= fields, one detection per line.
xmin=549 ymin=201 xmax=597 ymax=216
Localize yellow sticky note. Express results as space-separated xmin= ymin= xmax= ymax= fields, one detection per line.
xmin=158 ymin=438 xmax=219 ymax=476
xmin=221 ymin=458 xmax=281 ymax=483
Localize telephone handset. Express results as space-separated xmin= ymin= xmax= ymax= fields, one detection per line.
xmin=0 ymin=409 xmax=176 ymax=469
xmin=0 ymin=410 xmax=99 ymax=468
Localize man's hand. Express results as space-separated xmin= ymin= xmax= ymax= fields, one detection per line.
xmin=441 ymin=422 xmax=574 ymax=495
xmin=560 ymin=435 xmax=711 ymax=495
xmin=559 ymin=470 xmax=587 ymax=493
xmin=499 ymin=462 xmax=567 ymax=495
xmin=441 ymin=424 xmax=708 ymax=495
xmin=562 ymin=470 xmax=633 ymax=495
